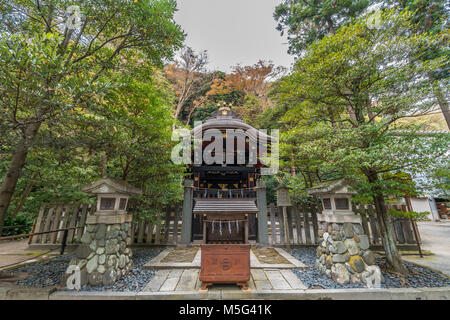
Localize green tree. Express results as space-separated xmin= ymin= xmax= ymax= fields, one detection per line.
xmin=274 ymin=0 xmax=371 ymax=55
xmin=395 ymin=0 xmax=450 ymax=128
xmin=0 ymin=0 xmax=184 ymax=233
xmin=273 ymin=9 xmax=449 ymax=273
xmin=81 ymin=56 xmax=184 ymax=215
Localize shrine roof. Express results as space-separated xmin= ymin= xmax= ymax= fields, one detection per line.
xmin=190 ymin=106 xmax=276 ymax=142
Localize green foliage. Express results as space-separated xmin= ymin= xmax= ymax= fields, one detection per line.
xmin=273 ymin=9 xmax=449 ymax=200
xmin=190 ymin=102 xmax=221 ymax=125
xmin=262 ymin=175 xmax=279 ymax=205
xmin=1 ymin=213 xmax=34 ymax=236
xmin=274 ymin=0 xmax=371 ymax=55
xmin=388 ymin=208 xmax=430 ymax=221
xmin=0 ymin=0 xmax=184 ymax=225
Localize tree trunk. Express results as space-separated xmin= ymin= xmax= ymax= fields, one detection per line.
xmin=0 ymin=122 xmax=41 ymax=235
xmin=290 ymin=152 xmax=296 ymax=177
xmin=430 ymin=76 xmax=450 ymax=129
xmin=11 ymin=171 xmax=38 ymax=219
xmin=367 ymin=171 xmax=408 ymax=274
xmin=101 ymin=153 xmax=107 ymax=177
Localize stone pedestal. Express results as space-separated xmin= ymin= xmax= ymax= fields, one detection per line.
xmin=308 ymin=179 xmax=383 ymax=287
xmin=66 ymin=177 xmax=141 ymax=287
xmin=70 ymin=214 xmax=133 ymax=286
xmin=316 ymin=222 xmax=383 ymax=287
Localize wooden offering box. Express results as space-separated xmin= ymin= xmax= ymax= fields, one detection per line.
xmin=200 ymin=244 xmax=250 ymax=290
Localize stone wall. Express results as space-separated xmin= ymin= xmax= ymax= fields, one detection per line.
xmin=69 ymin=222 xmax=133 ymax=286
xmin=316 ymin=222 xmax=383 ymax=287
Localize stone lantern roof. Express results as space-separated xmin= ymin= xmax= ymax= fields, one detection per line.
xmin=275 ymin=186 xmax=291 ymax=190
xmin=307 ymin=178 xmax=356 ymax=196
xmin=82 ymin=177 xmax=142 ymax=195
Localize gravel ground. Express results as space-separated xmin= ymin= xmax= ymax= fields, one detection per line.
xmin=7 ymin=254 xmax=75 ymax=287
xmin=290 ymin=248 xmax=450 ymax=289
xmin=6 ymin=248 xmax=163 ymax=292
xmin=7 ymin=247 xmax=450 ymax=291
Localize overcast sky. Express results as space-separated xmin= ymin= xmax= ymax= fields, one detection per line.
xmin=174 ymin=0 xmax=295 ymax=72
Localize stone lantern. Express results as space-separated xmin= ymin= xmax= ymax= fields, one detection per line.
xmin=68 ymin=177 xmax=141 ymax=287
xmin=82 ymin=177 xmax=141 ymax=220
xmin=307 ymin=179 xmax=359 ymax=226
xmin=307 ymin=179 xmax=382 ymax=288
xmin=276 ymin=186 xmax=291 ymax=207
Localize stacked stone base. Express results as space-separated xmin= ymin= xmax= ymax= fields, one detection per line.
xmin=316 ymin=222 xmax=383 ymax=287
xmin=69 ymin=221 xmax=133 ymax=286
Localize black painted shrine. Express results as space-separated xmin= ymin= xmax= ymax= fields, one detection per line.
xmin=184 ymin=105 xmax=274 ymax=245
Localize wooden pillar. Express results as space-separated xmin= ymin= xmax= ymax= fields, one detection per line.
xmin=244 ymin=217 xmax=249 ymax=244
xmin=256 ymin=180 xmax=269 ymax=245
xmin=202 ymin=216 xmax=207 ymax=244
xmin=180 ymin=179 xmax=194 ymax=245
xmin=282 ymin=206 xmax=290 ymax=251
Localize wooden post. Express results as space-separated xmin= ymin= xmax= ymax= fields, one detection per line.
xmin=28 ymin=220 xmax=36 ymax=245
xmin=303 ymin=211 xmax=312 ymax=244
xmin=405 ymin=197 xmax=423 ymax=257
xmin=244 ymin=218 xmax=249 ymax=244
xmin=32 ymin=205 xmax=46 ymax=244
xmin=256 ymin=180 xmax=269 ymax=245
xmin=269 ymin=204 xmax=277 ymax=245
xmin=294 ymin=208 xmax=303 ymax=244
xmin=146 ymin=223 xmax=154 ymax=245
xmin=180 ymin=179 xmax=194 ymax=245
xmin=278 ymin=206 xmax=285 ymax=245
xmin=202 ymin=215 xmax=207 ymax=244
xmin=282 ymin=206 xmax=290 ymax=251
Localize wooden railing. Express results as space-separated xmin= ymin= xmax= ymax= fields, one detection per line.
xmin=29 ymin=204 xmax=183 ymax=246
xmin=29 ymin=202 xmax=420 ymax=249
xmin=194 ymin=188 xmax=256 ymax=199
xmin=30 ymin=203 xmax=94 ymax=245
xmin=266 ymin=203 xmax=421 ymax=247
xmin=131 ymin=207 xmax=182 ymax=245
xmin=267 ymin=204 xmax=319 ymax=246
xmin=355 ymin=204 xmax=421 ymax=246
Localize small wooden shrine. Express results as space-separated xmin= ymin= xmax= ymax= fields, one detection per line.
xmin=180 ymin=104 xmax=275 ymax=246
xmin=179 ymin=104 xmax=276 ymax=290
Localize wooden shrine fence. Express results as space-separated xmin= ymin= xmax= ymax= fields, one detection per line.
xmin=267 ymin=203 xmax=420 ymax=247
xmin=267 ymin=204 xmax=319 ymax=246
xmin=29 ymin=202 xmax=420 ymax=248
xmin=29 ymin=203 xmax=183 ymax=246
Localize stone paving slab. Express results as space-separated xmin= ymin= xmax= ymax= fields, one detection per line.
xmin=250 ymin=248 xmax=308 ymax=269
xmin=1 ymin=286 xmax=57 ymax=300
xmin=144 ymin=247 xmax=307 ymax=270
xmin=144 ymin=248 xmax=201 ymax=269
xmin=254 ymin=279 xmax=272 ymax=291
xmin=142 ymin=267 xmax=307 ymax=292
xmin=144 ymin=269 xmax=171 ymax=292
xmin=160 ymin=277 xmax=180 ymax=292
xmin=279 ymin=269 xmax=308 ymax=290
xmin=176 ymin=269 xmax=199 ymax=291
xmin=43 ymin=287 xmax=450 ymax=300
xmin=265 ymin=270 xmax=291 ymax=290
xmin=250 ymin=269 xmax=266 ymax=281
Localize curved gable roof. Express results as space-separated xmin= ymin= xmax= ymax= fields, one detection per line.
xmin=190 ymin=106 xmax=276 ymax=142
